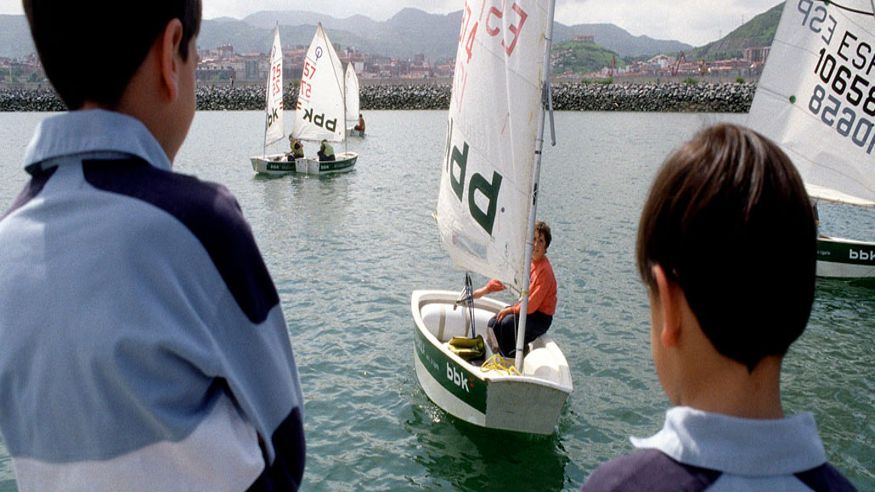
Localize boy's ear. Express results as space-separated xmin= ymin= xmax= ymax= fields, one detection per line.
xmin=652 ymin=264 xmax=682 ymax=348
xmin=159 ymin=19 xmax=185 ymax=101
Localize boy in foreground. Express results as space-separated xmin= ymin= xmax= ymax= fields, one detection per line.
xmin=581 ymin=124 xmax=855 ymax=491
xmin=0 ymin=1 xmax=305 ymax=490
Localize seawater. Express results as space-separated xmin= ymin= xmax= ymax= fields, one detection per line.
xmin=0 ymin=110 xmax=872 ymax=491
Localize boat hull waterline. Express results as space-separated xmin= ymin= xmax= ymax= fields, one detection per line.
xmin=411 ymin=290 xmax=572 ymax=435
xmin=816 ymin=236 xmax=875 ymax=278
xmin=250 ymin=152 xmax=358 ymax=176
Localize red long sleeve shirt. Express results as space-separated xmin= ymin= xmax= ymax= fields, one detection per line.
xmin=486 ymin=256 xmax=557 ymax=316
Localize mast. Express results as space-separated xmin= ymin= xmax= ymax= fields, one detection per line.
xmin=342 ymin=63 xmax=348 ymax=152
xmin=514 ymin=0 xmax=557 ymax=373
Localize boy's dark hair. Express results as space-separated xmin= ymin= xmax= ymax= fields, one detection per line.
xmin=636 ymin=123 xmax=816 ymax=371
xmin=535 ymin=221 xmax=552 ymax=249
xmin=23 ymin=0 xmax=202 ymax=110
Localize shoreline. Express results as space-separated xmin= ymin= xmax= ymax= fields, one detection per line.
xmin=0 ymin=82 xmax=755 ymax=113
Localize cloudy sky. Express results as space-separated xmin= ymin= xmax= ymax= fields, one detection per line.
xmin=0 ymin=0 xmax=783 ymax=46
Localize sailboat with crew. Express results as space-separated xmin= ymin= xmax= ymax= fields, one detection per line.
xmin=288 ymin=23 xmax=358 ymax=175
xmin=249 ymin=26 xmax=293 ymax=175
xmin=345 ymin=63 xmax=363 ymax=137
xmin=251 ymin=24 xmax=358 ymax=176
xmin=410 ymin=0 xmax=572 ymax=435
xmin=747 ymin=0 xmax=875 ymax=279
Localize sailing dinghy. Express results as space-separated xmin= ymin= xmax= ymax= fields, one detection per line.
xmin=411 ymin=0 xmax=572 ymax=435
xmin=747 ymin=0 xmax=875 ymax=278
xmin=345 ymin=63 xmax=363 ymax=137
xmin=250 ymin=26 xmax=293 ymax=175
xmin=289 ymin=24 xmax=358 ymax=175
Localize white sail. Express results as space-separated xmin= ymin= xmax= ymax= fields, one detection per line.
xmin=264 ymin=27 xmax=284 ymax=146
xmin=747 ymin=0 xmax=875 ymax=207
xmin=292 ymin=24 xmax=346 ymax=143
xmin=345 ymin=63 xmax=361 ymax=131
xmin=436 ymin=1 xmax=551 ymax=288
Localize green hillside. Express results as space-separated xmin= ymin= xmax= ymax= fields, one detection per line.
xmin=552 ymin=40 xmax=623 ymax=75
xmin=689 ymin=2 xmax=782 ymax=60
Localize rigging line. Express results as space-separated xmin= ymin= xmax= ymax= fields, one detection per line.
xmin=815 ymin=0 xmax=874 ymax=16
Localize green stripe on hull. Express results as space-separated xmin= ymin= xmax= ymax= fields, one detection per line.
xmin=265 ymin=161 xmax=295 ymax=172
xmin=817 ymin=238 xmax=875 ymax=266
xmin=319 ymin=156 xmax=356 ymax=173
xmin=414 ymin=324 xmax=487 ymax=413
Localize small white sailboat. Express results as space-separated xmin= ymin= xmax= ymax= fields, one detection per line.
xmin=289 ymin=23 xmax=358 ymax=175
xmin=250 ymin=26 xmax=294 ymax=175
xmin=747 ymin=0 xmax=875 ymax=278
xmin=345 ymin=63 xmax=363 ymax=137
xmin=411 ymin=0 xmax=572 ymax=435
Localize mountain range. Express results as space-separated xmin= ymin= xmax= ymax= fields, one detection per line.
xmin=2 ymin=8 xmax=691 ymax=61
xmin=1 ymin=5 xmax=785 ymax=63
xmin=690 ymin=2 xmax=783 ymax=60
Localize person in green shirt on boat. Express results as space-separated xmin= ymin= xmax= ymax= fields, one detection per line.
xmin=318 ymin=139 xmax=335 ymax=161
xmin=287 ymin=136 xmax=304 ymax=162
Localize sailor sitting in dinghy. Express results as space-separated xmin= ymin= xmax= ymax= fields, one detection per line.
xmin=318 ymin=139 xmax=335 ymax=161
xmin=473 ymin=221 xmax=557 ymax=357
xmin=287 ymin=136 xmax=304 ymax=161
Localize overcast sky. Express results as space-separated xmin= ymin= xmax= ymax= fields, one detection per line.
xmin=0 ymin=0 xmax=783 ymax=46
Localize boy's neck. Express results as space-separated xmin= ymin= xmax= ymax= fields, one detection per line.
xmin=678 ymin=353 xmax=785 ymax=419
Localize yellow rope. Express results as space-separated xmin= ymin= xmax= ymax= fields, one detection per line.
xmin=480 ymin=354 xmax=520 ymax=376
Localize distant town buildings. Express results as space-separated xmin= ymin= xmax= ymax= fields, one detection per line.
xmin=0 ymin=39 xmax=772 ymax=88
xmin=585 ymin=46 xmax=771 ymax=80
xmin=194 ymin=42 xmax=453 ymax=85
xmin=0 ymin=53 xmax=44 ymax=86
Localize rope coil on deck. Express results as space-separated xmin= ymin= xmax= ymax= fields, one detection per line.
xmin=480 ymin=354 xmax=520 ymax=376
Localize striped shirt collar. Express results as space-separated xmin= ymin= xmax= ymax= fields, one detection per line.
xmin=23 ymin=109 xmax=171 ymax=174
xmin=631 ymin=406 xmax=827 ymax=476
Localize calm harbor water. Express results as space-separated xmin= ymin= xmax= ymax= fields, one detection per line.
xmin=0 ymin=110 xmax=872 ymax=491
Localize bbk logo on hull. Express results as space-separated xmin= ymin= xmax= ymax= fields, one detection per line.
xmin=447 ymin=363 xmax=472 ymax=392
xmin=850 ymin=249 xmax=875 ymax=263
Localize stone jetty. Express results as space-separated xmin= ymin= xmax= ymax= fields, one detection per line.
xmin=0 ymin=82 xmax=755 ymax=113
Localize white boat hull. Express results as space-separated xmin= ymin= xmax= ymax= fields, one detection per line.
xmin=411 ymin=290 xmax=572 ymax=435
xmin=816 ymin=236 xmax=875 ymax=278
xmin=251 ymin=151 xmax=358 ymax=176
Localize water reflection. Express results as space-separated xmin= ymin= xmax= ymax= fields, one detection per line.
xmin=407 ymin=401 xmax=569 ymax=491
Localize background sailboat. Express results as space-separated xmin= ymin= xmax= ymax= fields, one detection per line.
xmin=411 ymin=0 xmax=572 ymax=435
xmin=345 ymin=64 xmax=362 ymax=137
xmin=747 ymin=0 xmax=875 ymax=278
xmin=290 ymin=23 xmax=358 ymax=175
xmin=250 ymin=26 xmax=294 ymax=175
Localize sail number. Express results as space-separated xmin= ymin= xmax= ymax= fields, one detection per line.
xmin=808 ymin=84 xmax=875 ymax=154
xmin=298 ymin=60 xmax=319 ymax=101
xmin=459 ymin=1 xmax=529 ymax=63
xmin=805 ymin=16 xmax=875 ymax=154
xmin=797 ymin=0 xmax=837 ymax=45
xmin=796 ymin=0 xmax=875 ymax=154
xmin=271 ymin=63 xmax=282 ymax=97
xmin=302 ymin=60 xmax=317 ymax=80
xmin=454 ymin=2 xmax=530 ymax=108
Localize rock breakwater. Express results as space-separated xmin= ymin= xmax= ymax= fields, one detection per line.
xmin=1 ymin=82 xmax=755 ymax=113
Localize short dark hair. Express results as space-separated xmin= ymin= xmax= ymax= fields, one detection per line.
xmin=636 ymin=123 xmax=816 ymax=371
xmin=535 ymin=221 xmax=552 ymax=249
xmin=23 ymin=0 xmax=202 ymax=110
